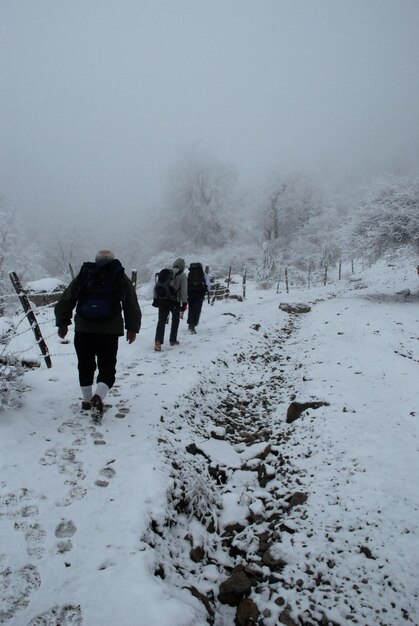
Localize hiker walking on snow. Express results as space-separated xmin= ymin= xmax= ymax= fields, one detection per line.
xmin=54 ymin=249 xmax=141 ymax=419
xmin=154 ymin=257 xmax=187 ymax=351
xmin=186 ymin=262 xmax=211 ymax=334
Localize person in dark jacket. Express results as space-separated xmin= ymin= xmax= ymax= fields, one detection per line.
xmin=154 ymin=257 xmax=187 ymax=351
xmin=186 ymin=262 xmax=211 ymax=334
xmin=54 ymin=250 xmax=141 ymax=416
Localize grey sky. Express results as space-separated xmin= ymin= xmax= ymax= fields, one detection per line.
xmin=1 ymin=0 xmax=419 ymax=225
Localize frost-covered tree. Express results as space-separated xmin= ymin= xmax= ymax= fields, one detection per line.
xmin=261 ymin=171 xmax=322 ymax=253
xmin=351 ymin=176 xmax=419 ymax=261
xmin=163 ymin=149 xmax=237 ymax=248
xmin=263 ymin=186 xmax=283 ymax=241
xmin=0 ymin=207 xmax=44 ymax=313
xmin=256 ymin=241 xmax=276 ymax=281
xmin=39 ymin=226 xmax=97 ymax=279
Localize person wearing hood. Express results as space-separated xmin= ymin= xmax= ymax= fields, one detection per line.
xmin=154 ymin=257 xmax=187 ymax=351
xmin=54 ymin=249 xmax=141 ymax=418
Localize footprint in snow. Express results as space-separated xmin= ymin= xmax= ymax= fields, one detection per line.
xmin=115 ymin=406 xmax=130 ymax=419
xmin=0 ymin=488 xmax=46 ymax=560
xmin=99 ymin=467 xmax=116 ymax=479
xmin=94 ymin=465 xmax=116 ymax=487
xmin=40 ymin=446 xmax=86 ymax=481
xmin=55 ymin=519 xmax=77 ymax=538
xmin=56 ymin=540 xmax=73 ymax=554
xmin=13 ymin=521 xmax=46 ymax=559
xmin=27 ymin=603 xmax=82 ymax=626
xmin=55 ymin=520 xmax=77 ymax=553
xmin=0 ymin=564 xmax=41 ymax=623
xmin=55 ymin=485 xmax=87 ymax=508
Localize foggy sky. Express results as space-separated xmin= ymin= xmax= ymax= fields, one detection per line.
xmin=1 ymin=0 xmax=419 ymax=227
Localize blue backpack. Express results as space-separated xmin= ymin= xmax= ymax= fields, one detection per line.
xmin=76 ymin=260 xmax=124 ymax=321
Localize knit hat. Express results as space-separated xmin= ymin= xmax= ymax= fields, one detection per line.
xmin=95 ymin=249 xmax=115 ymax=264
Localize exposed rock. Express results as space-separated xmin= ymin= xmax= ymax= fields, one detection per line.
xmin=287 ymin=491 xmax=308 ymax=509
xmin=254 ymin=443 xmax=271 ymax=460
xmin=286 ymin=400 xmax=330 ymax=423
xmin=261 ymin=548 xmax=286 ymax=572
xmin=189 ymin=585 xmax=214 ymax=622
xmin=360 ymin=545 xmax=376 ymax=560
xmin=257 ymin=463 xmax=274 ymax=487
xmin=279 ymin=303 xmax=311 ymax=314
xmin=210 ymin=428 xmax=226 ymax=440
xmin=235 ymin=597 xmax=260 ymax=625
xmin=208 ymin=464 xmax=228 ymax=485
xmin=222 ymin=522 xmax=247 ymax=537
xmin=279 ymin=605 xmax=300 ymax=626
xmin=218 ymin=571 xmax=252 ymax=606
xmin=185 ymin=442 xmax=211 ymax=460
xmin=190 ymin=545 xmax=205 ymax=563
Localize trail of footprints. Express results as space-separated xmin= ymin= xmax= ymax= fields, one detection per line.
xmin=0 ymin=392 xmax=131 ymax=624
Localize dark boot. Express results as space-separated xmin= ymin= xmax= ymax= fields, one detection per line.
xmin=91 ymin=394 xmax=104 ymax=422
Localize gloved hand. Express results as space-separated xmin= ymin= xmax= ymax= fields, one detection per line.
xmin=179 ymin=303 xmax=187 ymax=313
xmin=58 ymin=326 xmax=68 ymax=339
xmin=126 ymin=331 xmax=137 ymax=344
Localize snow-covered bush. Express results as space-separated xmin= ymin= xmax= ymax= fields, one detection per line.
xmin=0 ymin=356 xmax=27 ymax=410
xmin=169 ymin=461 xmax=221 ymax=529
xmin=351 ymin=176 xmax=419 ymax=261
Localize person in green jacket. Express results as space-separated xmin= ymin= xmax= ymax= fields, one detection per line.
xmin=54 ymin=250 xmax=141 ymax=417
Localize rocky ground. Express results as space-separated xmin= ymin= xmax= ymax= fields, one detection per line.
xmin=142 ymin=309 xmax=334 ymax=626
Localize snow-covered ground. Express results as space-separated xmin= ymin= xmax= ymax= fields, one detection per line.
xmin=1 ymin=254 xmax=418 ymax=626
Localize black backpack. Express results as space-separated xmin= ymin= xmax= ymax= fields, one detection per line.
xmin=154 ymin=268 xmax=177 ymax=300
xmin=76 ymin=259 xmax=124 ymax=321
xmin=187 ymin=263 xmax=207 ymax=296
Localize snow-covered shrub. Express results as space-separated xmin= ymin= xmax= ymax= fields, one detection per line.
xmin=169 ymin=461 xmax=221 ymax=529
xmin=351 ymin=176 xmax=419 ymax=261
xmin=0 ymin=356 xmax=28 ymax=411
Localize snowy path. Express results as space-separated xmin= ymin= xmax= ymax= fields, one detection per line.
xmin=1 ymin=293 xmax=269 ymax=625
xmin=1 ymin=266 xmax=419 ymax=626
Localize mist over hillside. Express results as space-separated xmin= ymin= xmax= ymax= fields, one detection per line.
xmin=1 ymin=0 xmax=418 ymax=289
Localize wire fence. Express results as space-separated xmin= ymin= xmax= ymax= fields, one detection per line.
xmin=1 ymin=259 xmax=361 ymax=369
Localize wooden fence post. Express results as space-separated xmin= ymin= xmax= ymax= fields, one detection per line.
xmin=308 ymin=266 xmax=311 ymax=289
xmin=9 ymin=271 xmax=52 ymax=368
xmin=131 ymin=270 xmax=137 ymax=288
xmin=226 ymin=266 xmax=232 ymax=292
xmin=285 ymin=267 xmax=289 ymax=293
xmin=323 ymin=266 xmax=328 ymax=286
xmin=351 ymin=259 xmax=354 ymax=274
xmin=242 ymin=267 xmax=247 ymax=299
xmin=338 ymin=260 xmax=342 ymax=280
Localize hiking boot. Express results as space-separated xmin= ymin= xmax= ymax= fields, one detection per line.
xmin=81 ymin=401 xmax=91 ymax=411
xmin=91 ymin=394 xmax=104 ymax=421
xmin=170 ymin=340 xmax=180 ymax=346
xmin=190 ymin=326 xmax=196 ymax=334
xmin=154 ymin=341 xmax=162 ymax=351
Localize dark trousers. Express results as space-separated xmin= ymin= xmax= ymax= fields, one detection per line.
xmin=155 ymin=301 xmax=180 ymax=344
xmin=74 ymin=332 xmax=119 ymax=388
xmin=187 ymin=297 xmax=204 ymax=327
